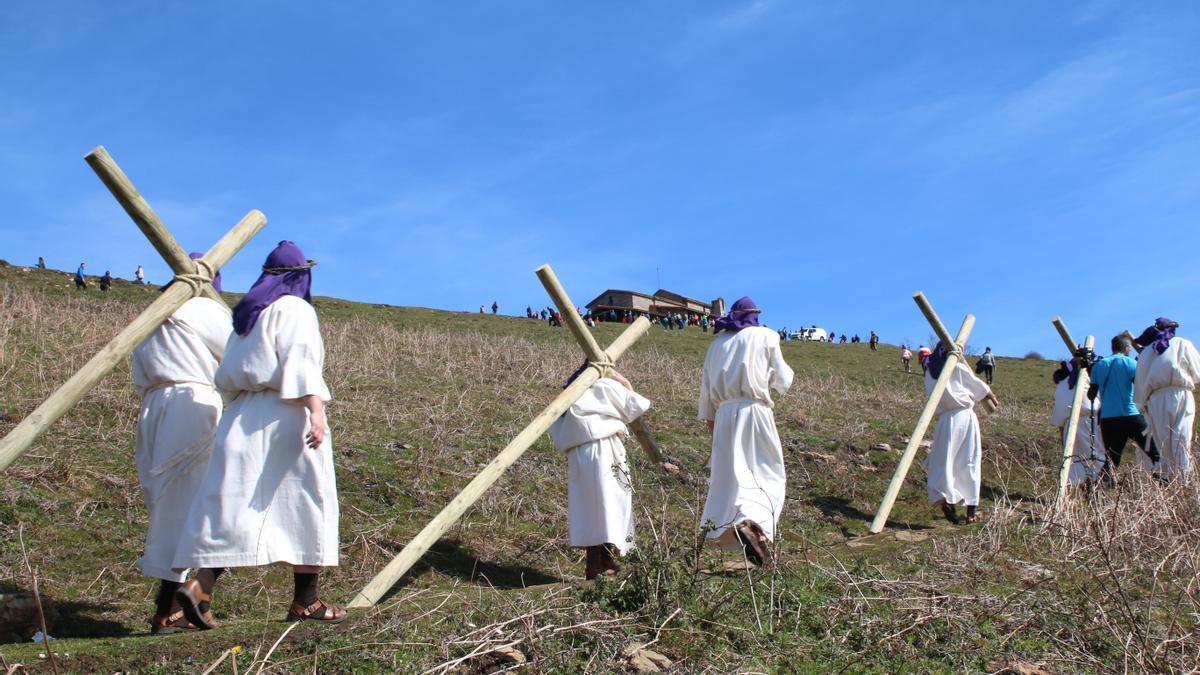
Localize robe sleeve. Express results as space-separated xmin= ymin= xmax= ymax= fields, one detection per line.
xmin=767 ymin=334 xmax=794 ymax=395
xmin=1133 ymin=354 xmax=1149 ymax=413
xmin=1181 ymin=340 xmax=1200 ymax=388
xmin=192 ymin=300 xmax=233 ymax=362
xmin=697 ymin=362 xmax=714 ymax=421
xmin=957 ymin=362 xmax=992 ymax=403
xmin=273 ymin=300 xmax=332 ymax=402
xmin=1049 ymin=381 xmax=1070 ymax=428
xmin=617 ymin=387 xmax=651 ymax=424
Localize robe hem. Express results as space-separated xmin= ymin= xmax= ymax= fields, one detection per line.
xmin=174 ymin=553 xmax=338 ymax=568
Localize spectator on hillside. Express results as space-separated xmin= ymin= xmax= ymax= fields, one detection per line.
xmin=870 ymin=331 xmax=879 ymax=351
xmin=1134 ymin=319 xmax=1200 ymax=479
xmin=37 ymin=256 xmax=45 ymax=270
xmin=1091 ymin=333 xmax=1159 ymax=485
xmin=100 ymin=270 xmax=113 ymax=291
xmin=135 ymin=265 xmax=145 ymax=285
xmin=839 ymin=335 xmax=847 ymax=344
xmin=976 ymin=347 xmax=996 ymax=384
xmin=491 ymin=301 xmax=499 ymax=315
xmin=526 ymin=305 xmax=533 ymax=318
xmin=75 ymin=262 xmax=88 ymax=289
xmin=901 ymin=345 xmax=912 ymax=373
xmin=700 ymin=315 xmax=710 ymax=333
xmin=479 ymin=305 xmax=485 ymax=314
xmin=918 ymin=345 xmax=932 ymax=374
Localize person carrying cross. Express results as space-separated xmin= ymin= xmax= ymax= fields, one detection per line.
xmin=132 ymin=253 xmax=231 ymax=634
xmin=697 ymin=296 xmax=793 ymax=568
xmin=924 ymin=340 xmax=999 ymax=524
xmin=1050 ymin=351 xmax=1105 ymax=488
xmin=549 ymin=365 xmax=650 ymax=579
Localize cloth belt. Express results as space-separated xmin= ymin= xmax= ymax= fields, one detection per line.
xmin=717 ymin=397 xmax=769 ymax=409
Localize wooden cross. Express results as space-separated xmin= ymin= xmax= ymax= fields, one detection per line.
xmin=0 ymin=146 xmax=266 ymax=472
xmin=535 ymin=265 xmax=666 ymax=465
xmin=348 ymin=264 xmax=657 ymax=608
xmin=1050 ymin=317 xmax=1095 ymax=504
xmin=869 ymin=292 xmax=975 ymax=533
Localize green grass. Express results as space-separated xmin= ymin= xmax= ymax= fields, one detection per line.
xmin=0 ymin=259 xmax=1196 ymax=672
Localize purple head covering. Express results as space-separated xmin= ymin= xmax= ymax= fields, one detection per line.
xmin=926 ymin=341 xmax=951 ymax=379
xmin=1052 ymin=359 xmax=1082 ymax=389
xmin=232 ymin=241 xmax=316 ymax=336
xmin=713 ymin=296 xmax=761 ymax=335
xmin=1135 ymin=317 xmax=1178 ymax=355
xmin=564 ymin=360 xmax=589 ymax=389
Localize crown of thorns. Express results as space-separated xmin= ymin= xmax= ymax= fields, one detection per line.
xmin=263 ymin=260 xmax=317 ymax=274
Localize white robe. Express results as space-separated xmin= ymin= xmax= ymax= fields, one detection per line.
xmin=1135 ymin=336 xmax=1200 ymax=478
xmin=548 ymin=378 xmax=651 ymax=554
xmin=925 ymin=362 xmax=991 ymax=506
xmin=132 ymin=297 xmax=231 ymax=581
xmin=697 ymin=327 xmax=794 ymax=548
xmin=1050 ymin=371 xmax=1105 ymax=486
xmin=174 ymin=295 xmax=338 ymax=569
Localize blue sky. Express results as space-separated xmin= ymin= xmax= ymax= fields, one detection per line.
xmin=2 ymin=2 xmax=1198 ymax=358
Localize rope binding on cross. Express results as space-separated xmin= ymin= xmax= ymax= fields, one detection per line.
xmin=586 ymin=352 xmax=616 ymax=378
xmin=170 ymin=257 xmax=217 ymax=297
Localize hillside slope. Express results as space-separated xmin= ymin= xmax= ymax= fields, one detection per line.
xmin=0 ymin=261 xmax=1196 ymax=673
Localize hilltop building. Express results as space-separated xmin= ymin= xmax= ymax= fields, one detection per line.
xmin=585 ymin=289 xmax=725 ymax=319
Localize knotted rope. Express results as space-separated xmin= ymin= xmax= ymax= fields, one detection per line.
xmin=586 ymin=353 xmax=616 ymax=378
xmin=171 ymin=258 xmax=216 ymax=297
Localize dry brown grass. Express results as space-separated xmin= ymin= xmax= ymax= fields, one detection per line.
xmin=1 ymin=271 xmax=1199 ymax=671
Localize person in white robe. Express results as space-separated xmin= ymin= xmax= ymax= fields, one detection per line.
xmin=924 ymin=342 xmax=999 ymax=524
xmin=132 ymin=264 xmax=231 ymax=634
xmin=548 ymin=368 xmax=650 ymax=579
xmin=174 ymin=241 xmax=345 ymax=626
xmin=1134 ymin=318 xmax=1200 ymax=479
xmin=1050 ymin=359 xmax=1105 ymax=487
xmin=698 ymin=296 xmax=793 ymax=568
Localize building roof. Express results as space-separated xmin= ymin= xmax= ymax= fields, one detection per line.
xmin=653 ymin=289 xmax=708 ymax=306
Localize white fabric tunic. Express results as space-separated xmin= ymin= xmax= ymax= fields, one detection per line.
xmin=132 ymin=297 xmax=231 ymax=581
xmin=697 ymin=327 xmax=794 ymax=548
xmin=1049 ymin=371 xmax=1105 ymax=486
xmin=548 ymin=378 xmax=651 ymax=554
xmin=1135 ymin=336 xmax=1200 ymax=478
xmin=925 ymin=362 xmax=991 ymax=506
xmin=174 ymin=295 xmax=337 ymax=569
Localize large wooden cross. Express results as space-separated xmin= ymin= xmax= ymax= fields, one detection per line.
xmin=0 ymin=146 xmax=266 ymax=472
xmin=869 ymin=292 xmax=975 ymax=533
xmin=348 ymin=264 xmax=661 ymax=608
xmin=1050 ymin=317 xmax=1095 ymax=505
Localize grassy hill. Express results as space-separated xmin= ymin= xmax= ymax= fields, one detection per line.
xmin=0 ymin=261 xmax=1196 ymax=673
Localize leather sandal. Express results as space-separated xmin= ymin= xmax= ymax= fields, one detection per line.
xmin=963 ymin=506 xmax=979 ymax=525
xmin=939 ymin=501 xmax=959 ymax=525
xmin=598 ymin=544 xmax=621 ymax=577
xmin=149 ymin=609 xmax=196 ymax=635
xmin=584 ymin=545 xmax=601 ymax=580
xmin=286 ymin=598 xmax=347 ymax=624
xmin=175 ymin=579 xmax=218 ymax=630
xmin=735 ymin=521 xmax=773 ymax=570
